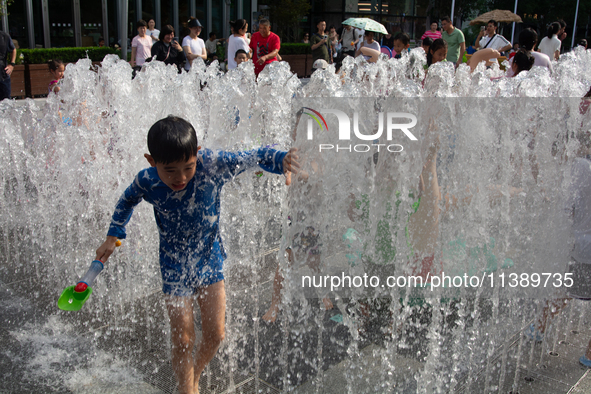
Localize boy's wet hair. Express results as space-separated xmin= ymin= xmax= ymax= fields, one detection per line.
xmin=394 ymin=32 xmax=410 ymax=46
xmin=235 ymin=49 xmax=248 ymax=57
xmin=147 ymin=116 xmax=199 ymax=164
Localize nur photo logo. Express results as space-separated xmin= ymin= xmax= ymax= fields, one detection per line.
xmin=302 ymin=107 xmax=418 ymax=153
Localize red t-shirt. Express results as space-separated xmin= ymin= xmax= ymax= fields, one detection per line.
xmin=249 ymin=32 xmax=280 ymax=75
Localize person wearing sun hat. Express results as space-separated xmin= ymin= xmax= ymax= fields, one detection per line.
xmin=312 ymin=59 xmax=329 ymax=72
xmin=182 ymin=17 xmax=207 ymax=71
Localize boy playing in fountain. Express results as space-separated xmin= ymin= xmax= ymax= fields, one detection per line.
xmin=95 ymin=116 xmax=299 ymax=394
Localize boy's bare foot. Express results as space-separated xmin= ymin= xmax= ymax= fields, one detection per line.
xmin=322 ymin=297 xmax=334 ymax=310
xmin=263 ymin=303 xmax=279 ymax=323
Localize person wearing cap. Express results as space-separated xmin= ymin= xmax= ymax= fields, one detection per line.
xmin=182 ymin=17 xmax=207 ymax=71
xmin=249 ymin=18 xmax=280 ymax=76
xmin=150 ymin=24 xmax=186 ymax=72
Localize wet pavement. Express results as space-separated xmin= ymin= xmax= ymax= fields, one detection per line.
xmin=3 ymin=249 xmax=591 ymax=394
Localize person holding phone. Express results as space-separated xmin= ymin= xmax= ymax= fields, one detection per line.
xmin=311 ymin=20 xmax=332 ymax=65
xmin=475 ymin=20 xmax=512 ymax=55
xmin=150 ymin=24 xmax=186 ymax=72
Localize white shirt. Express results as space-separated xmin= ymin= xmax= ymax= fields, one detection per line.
xmin=182 ymin=35 xmax=206 ymax=71
xmin=568 ymin=157 xmax=591 ymax=264
xmin=361 ymin=40 xmax=380 ymax=60
xmin=147 ymin=28 xmax=160 ymax=42
xmin=364 ymin=40 xmax=380 ymax=52
xmin=506 ymin=51 xmax=553 ymax=77
xmin=538 ymin=35 xmax=561 ymax=60
xmin=227 ymin=35 xmax=249 ymax=70
xmin=479 ymin=34 xmax=511 ymax=62
xmin=479 ymin=34 xmax=510 ymax=51
xmin=205 ymin=39 xmax=218 ymax=55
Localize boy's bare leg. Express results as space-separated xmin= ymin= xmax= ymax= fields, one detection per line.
xmin=537 ymin=297 xmax=570 ymax=334
xmin=307 ymin=252 xmax=333 ymax=310
xmin=586 ymin=338 xmax=591 ymax=360
xmin=166 ymin=296 xmax=197 ymax=394
xmin=264 ymin=248 xmax=294 ymax=323
xmin=194 ymin=280 xmax=226 ymax=394
xmin=263 ymin=264 xmax=284 ymax=322
xmin=407 ymin=129 xmax=441 ymax=257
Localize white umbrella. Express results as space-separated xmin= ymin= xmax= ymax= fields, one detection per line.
xmin=343 ymin=18 xmax=388 ymax=35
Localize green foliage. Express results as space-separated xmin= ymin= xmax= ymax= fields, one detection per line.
xmin=462 ymin=25 xmax=482 ymax=47
xmin=268 ymin=0 xmax=311 ymax=43
xmin=216 ymin=43 xmax=225 ymax=60
xmin=0 ymin=0 xmax=15 ymax=17
xmin=279 ymin=43 xmax=310 ymax=55
xmin=18 ymin=47 xmax=118 ymax=64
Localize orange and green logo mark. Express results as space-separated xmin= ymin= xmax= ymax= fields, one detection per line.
xmin=302 ymin=107 xmax=328 ymax=132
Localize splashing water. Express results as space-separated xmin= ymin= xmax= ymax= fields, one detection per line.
xmin=1 ymin=50 xmax=591 ymax=393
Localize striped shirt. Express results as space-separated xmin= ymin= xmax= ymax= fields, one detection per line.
xmin=421 ymin=30 xmax=442 ymax=41
xmin=479 ymin=34 xmax=510 ymax=51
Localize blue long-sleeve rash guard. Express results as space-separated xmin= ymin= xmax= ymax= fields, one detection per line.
xmin=107 ymin=148 xmax=286 ymax=275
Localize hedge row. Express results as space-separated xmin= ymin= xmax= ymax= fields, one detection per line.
xmin=279 ymin=43 xmax=311 ymax=55
xmin=14 ymin=44 xmax=308 ymax=65
xmin=16 ymin=47 xmax=119 ymax=65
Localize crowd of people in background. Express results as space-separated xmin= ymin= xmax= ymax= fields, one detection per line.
xmin=1 ymin=12 xmax=590 ymax=101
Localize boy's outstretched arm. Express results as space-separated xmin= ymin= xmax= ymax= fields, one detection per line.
xmin=96 ymin=235 xmax=119 ymax=262
xmin=217 ymin=146 xmax=300 ymax=181
xmin=95 ymin=172 xmax=147 ymax=263
xmin=283 ymin=148 xmax=300 ymax=186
